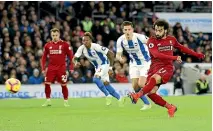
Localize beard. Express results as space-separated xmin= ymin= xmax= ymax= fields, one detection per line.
xmin=156 ymin=32 xmax=165 ymax=39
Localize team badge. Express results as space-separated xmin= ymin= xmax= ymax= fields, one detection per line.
xmin=148 ymin=43 xmax=154 ymax=48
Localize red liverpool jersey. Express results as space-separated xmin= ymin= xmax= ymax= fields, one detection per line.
xmin=41 ymin=40 xmax=73 ymax=71
xmin=147 ymin=35 xmax=200 ymax=71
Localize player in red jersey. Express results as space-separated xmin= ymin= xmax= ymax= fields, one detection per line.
xmin=128 ymin=19 xmax=205 ymax=117
xmin=41 ymin=28 xmax=74 ymax=107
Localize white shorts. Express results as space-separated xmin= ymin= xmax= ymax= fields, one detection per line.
xmin=129 ymin=61 xmax=151 ymax=79
xmin=94 ymin=64 xmax=110 ymax=82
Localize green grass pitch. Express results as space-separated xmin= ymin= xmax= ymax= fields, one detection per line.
xmin=0 ymin=95 xmax=211 ymax=131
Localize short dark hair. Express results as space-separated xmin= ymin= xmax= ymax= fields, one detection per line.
xmin=84 ymin=32 xmax=94 ymax=40
xmin=50 ymin=28 xmax=60 ymax=33
xmin=121 ymin=21 xmax=133 ymax=29
xmin=153 ymin=19 xmax=169 ymax=30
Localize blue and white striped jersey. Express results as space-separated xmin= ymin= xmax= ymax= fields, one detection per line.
xmin=74 ymin=43 xmax=109 ymax=69
xmin=116 ymin=33 xmax=151 ymax=65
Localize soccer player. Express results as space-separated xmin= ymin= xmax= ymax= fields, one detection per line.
xmin=72 ymin=32 xmax=125 ymax=106
xmin=116 ymin=21 xmax=151 ymax=110
xmin=41 ymin=28 xmax=74 ymax=107
xmin=128 ymin=19 xmax=205 ymax=117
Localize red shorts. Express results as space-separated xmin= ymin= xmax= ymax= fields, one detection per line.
xmin=147 ymin=66 xmax=174 ymax=85
xmin=45 ymin=68 xmax=68 ymax=84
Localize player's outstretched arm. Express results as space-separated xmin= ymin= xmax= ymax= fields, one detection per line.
xmin=106 ymin=50 xmax=114 ymax=68
xmin=174 ymin=39 xmax=205 ymax=59
xmin=72 ymin=45 xmax=83 ymax=68
xmin=41 ymin=45 xmax=48 ymax=73
xmin=116 ymin=52 xmax=123 ymax=61
xmin=65 ymin=42 xmax=74 ymax=72
xmin=116 ymin=37 xmax=124 ymax=62
xmin=72 ymin=56 xmax=81 ymax=67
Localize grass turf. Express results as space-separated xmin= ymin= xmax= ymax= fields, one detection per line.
xmin=0 ymin=95 xmax=211 ymax=131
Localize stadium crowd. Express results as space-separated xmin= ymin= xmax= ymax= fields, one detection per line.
xmin=0 ymin=1 xmax=212 ymax=84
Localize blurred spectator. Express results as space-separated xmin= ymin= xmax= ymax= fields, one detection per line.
xmin=28 ymin=68 xmax=43 ymax=84
xmin=2 ymin=74 xmax=9 ymax=84
xmin=81 ymin=16 xmax=93 ymax=32
xmin=82 ymin=70 xmax=93 ymax=83
xmin=10 ymin=68 xmax=17 ymax=78
xmin=173 ymin=68 xmax=184 ymax=95
xmin=195 ymin=74 xmax=209 ymax=95
xmin=16 ymin=65 xmax=28 ymax=82
xmin=91 ymin=20 xmax=102 ymax=38
xmin=109 ymin=71 xmax=117 ymax=83
xmin=115 ymin=69 xmax=129 ymax=83
xmin=108 ymin=40 xmax=116 ymax=52
xmin=111 ymin=25 xmax=122 ymax=41
xmin=0 ymin=1 xmax=211 ymax=84
xmin=96 ymin=34 xmax=104 ymax=46
xmin=22 ymin=74 xmax=29 ymax=84
xmin=100 ymin=18 xmax=115 ymax=30
xmin=71 ymin=71 xmax=84 ymax=83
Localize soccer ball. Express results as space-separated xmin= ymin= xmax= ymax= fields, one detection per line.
xmin=5 ymin=78 xmax=21 ymax=93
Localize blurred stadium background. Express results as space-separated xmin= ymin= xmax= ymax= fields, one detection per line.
xmin=0 ymin=1 xmax=211 ymax=95
xmin=0 ymin=1 xmax=212 ymax=131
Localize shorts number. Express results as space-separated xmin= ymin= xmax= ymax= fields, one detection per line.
xmin=158 ymin=68 xmax=166 ymax=74
xmin=61 ymin=75 xmax=67 ymax=82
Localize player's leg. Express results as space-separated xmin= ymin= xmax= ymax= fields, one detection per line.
xmin=173 ymin=84 xmax=177 ymax=95
xmin=93 ymin=67 xmax=110 ymax=96
xmin=138 ymin=76 xmax=151 ymax=110
xmin=130 ymin=65 xmax=151 ymax=110
xmin=93 ymin=76 xmax=110 ymax=97
xmin=93 ymin=67 xmax=111 ymax=105
xmin=100 ymin=65 xmax=119 ymax=100
xmin=42 ymin=82 xmax=52 ymax=107
xmin=130 ymin=66 xmax=149 ymax=104
xmin=129 ymin=67 xmax=169 ymax=102
xmin=141 ymin=67 xmax=174 ymax=96
xmin=129 ymin=67 xmax=177 ymax=117
xmin=138 ymin=64 xmax=152 ymax=110
xmin=148 ymin=86 xmax=177 ymax=118
xmin=61 ymin=83 xmax=70 ymax=107
xmin=103 ymin=81 xmax=125 ymax=107
xmin=101 ymin=64 xmax=124 ymax=106
xmin=181 ymin=85 xmax=185 ymax=95
xmin=57 ymin=70 xmax=69 ymax=107
xmin=131 ymin=78 xmax=151 ymax=110
xmin=103 ymin=81 xmax=120 ymax=100
xmin=42 ymin=69 xmax=56 ymax=106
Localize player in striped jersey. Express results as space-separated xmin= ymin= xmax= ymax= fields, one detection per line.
xmin=116 ymin=21 xmax=151 ymax=110
xmin=73 ymin=32 xmax=125 ymax=106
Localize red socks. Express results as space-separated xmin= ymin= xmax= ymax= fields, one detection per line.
xmin=148 ymin=93 xmax=166 ymax=107
xmin=45 ymin=84 xmax=69 ymax=100
xmin=164 ymin=103 xmax=173 ymax=109
xmin=148 ymin=93 xmax=173 ymax=109
xmin=45 ymin=84 xmax=51 ymax=99
xmin=138 ymin=77 xmax=157 ymax=97
xmin=137 ymin=77 xmax=172 ymax=109
xmin=61 ymin=85 xmax=69 ymax=100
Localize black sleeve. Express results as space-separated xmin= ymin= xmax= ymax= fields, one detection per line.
xmin=196 ymin=83 xmax=201 ymax=91
xmin=206 ymin=83 xmax=209 ymax=91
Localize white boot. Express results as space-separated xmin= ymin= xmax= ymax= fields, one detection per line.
xmin=106 ymin=95 xmax=112 ymax=106
xmin=140 ymin=104 xmax=152 ymax=111
xmin=64 ymin=100 xmax=70 ymax=107
xmin=42 ymin=99 xmax=51 ymax=107
xmin=118 ymin=97 xmax=125 ymax=107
